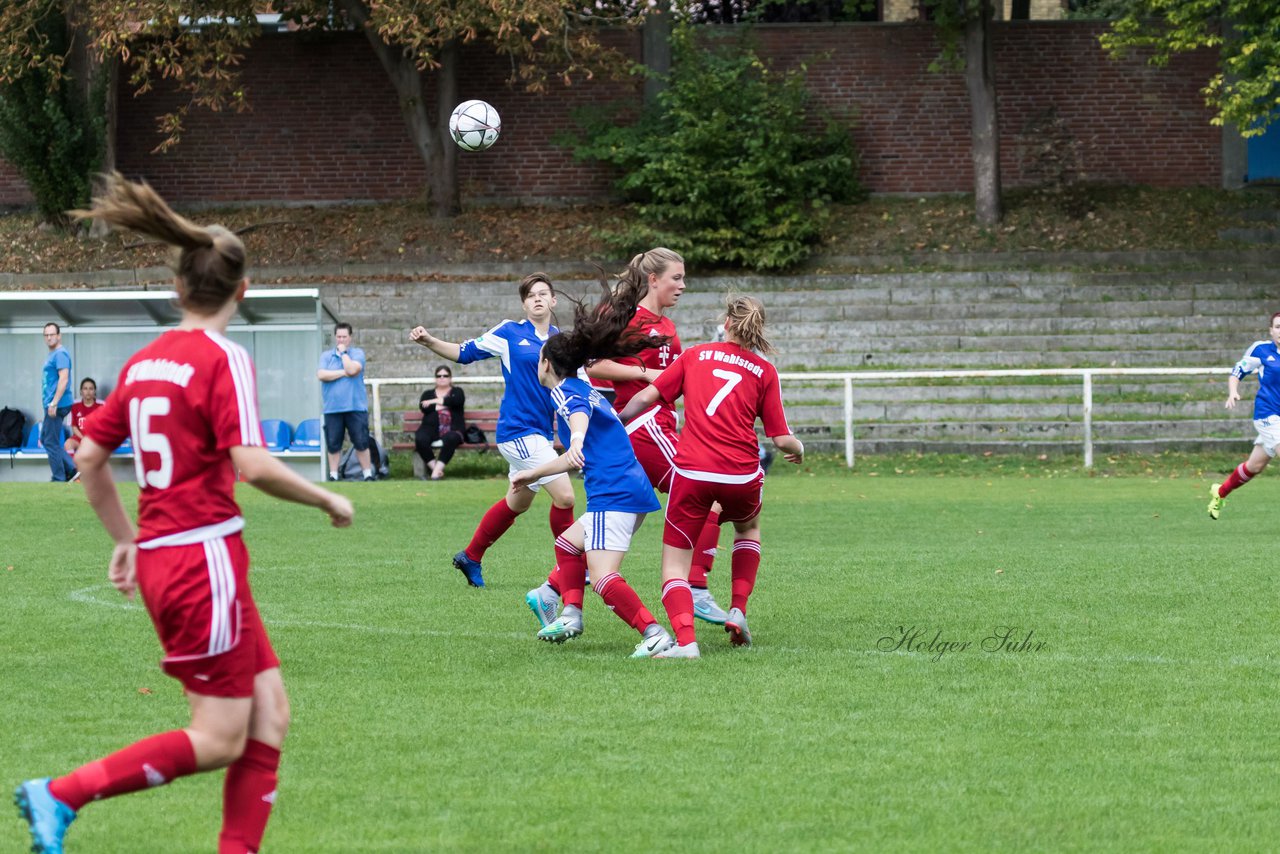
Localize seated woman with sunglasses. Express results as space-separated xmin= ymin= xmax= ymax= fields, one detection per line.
xmin=416 ymin=365 xmax=466 ymax=480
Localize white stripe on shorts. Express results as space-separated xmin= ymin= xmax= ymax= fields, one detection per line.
xmin=202 ymin=537 xmax=237 ymax=656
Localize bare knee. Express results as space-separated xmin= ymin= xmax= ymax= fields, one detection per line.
xmin=248 ymin=670 xmax=291 ymax=748
xmin=256 ymin=695 xmax=291 ymax=745
xmin=187 ymin=725 xmax=249 ymax=770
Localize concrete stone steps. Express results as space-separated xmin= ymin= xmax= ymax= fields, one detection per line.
xmin=319 ymin=271 xmax=1278 ymax=456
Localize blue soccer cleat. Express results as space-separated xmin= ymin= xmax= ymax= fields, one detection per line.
xmin=14 ymin=778 xmax=76 ymax=854
xmin=452 ymin=550 xmax=485 ymax=588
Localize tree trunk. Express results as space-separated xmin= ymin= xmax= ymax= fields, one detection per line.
xmin=338 ymin=0 xmax=458 ymax=217
xmin=66 ymin=7 xmax=116 ymax=235
xmin=963 ymin=0 xmax=1001 ymax=225
xmin=430 ymin=42 xmax=459 ymax=218
xmin=642 ymin=8 xmax=673 ymax=107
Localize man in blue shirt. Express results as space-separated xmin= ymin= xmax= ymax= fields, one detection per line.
xmin=40 ymin=322 xmax=77 ymax=482
xmin=316 ymin=322 xmax=374 ymax=481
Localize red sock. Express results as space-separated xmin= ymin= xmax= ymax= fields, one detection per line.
xmin=730 ymin=538 xmax=762 ymax=614
xmin=465 ymin=499 xmax=520 ymax=561
xmin=549 ymin=504 xmax=575 ymax=539
xmin=662 ymin=579 xmax=697 ymax=646
xmin=1217 ymin=462 xmax=1254 ymax=498
xmin=219 ymin=739 xmax=281 ymax=854
xmin=49 ymin=730 xmax=197 ymax=811
xmin=552 ymin=536 xmax=587 ymax=609
xmin=594 ymin=572 xmax=656 ymax=633
xmin=689 ymin=510 xmax=721 ymax=587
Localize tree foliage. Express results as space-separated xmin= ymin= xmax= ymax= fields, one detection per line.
xmin=565 ymin=23 xmax=862 ymax=271
xmin=0 ymin=1 xmax=105 ymax=226
xmin=1100 ymin=0 xmax=1280 ymax=135
xmin=0 ymin=0 xmax=627 ymax=216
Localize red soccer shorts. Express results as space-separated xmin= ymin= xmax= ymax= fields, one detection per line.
xmin=628 ymin=417 xmax=678 ymax=493
xmin=136 ymin=533 xmax=279 ymax=698
xmin=663 ymin=471 xmax=764 ymax=549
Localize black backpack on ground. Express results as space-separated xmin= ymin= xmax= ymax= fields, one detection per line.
xmin=0 ymin=407 xmax=24 ymax=449
xmin=337 ymin=439 xmax=389 ymax=480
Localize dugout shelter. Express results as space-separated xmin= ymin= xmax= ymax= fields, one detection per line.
xmin=0 ymin=288 xmax=337 ymax=482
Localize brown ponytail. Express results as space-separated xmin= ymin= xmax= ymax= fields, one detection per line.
xmin=70 ymin=173 xmax=246 ymax=315
xmin=725 ymin=294 xmax=774 ymax=355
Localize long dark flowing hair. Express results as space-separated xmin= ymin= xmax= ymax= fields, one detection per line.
xmin=542 ymin=264 xmax=670 ymax=379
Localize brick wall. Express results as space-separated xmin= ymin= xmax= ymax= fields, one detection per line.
xmin=0 ymin=22 xmax=1220 ymax=206
xmin=0 ymin=161 xmax=33 ymax=207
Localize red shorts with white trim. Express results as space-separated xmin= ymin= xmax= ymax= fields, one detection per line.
xmin=136 ymin=533 xmax=278 ymax=698
xmin=628 ymin=418 xmax=678 ymax=493
xmin=663 ymin=470 xmax=764 ymax=549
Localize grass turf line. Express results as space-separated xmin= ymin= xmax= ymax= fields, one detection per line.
xmin=2 ymin=473 xmax=1277 ymax=851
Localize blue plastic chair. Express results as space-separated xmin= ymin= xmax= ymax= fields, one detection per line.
xmin=113 ymin=437 xmax=133 ymax=456
xmin=22 ymin=424 xmax=45 ymax=452
xmin=290 ymin=418 xmax=322 ymax=451
xmin=261 ymin=419 xmax=294 ymax=452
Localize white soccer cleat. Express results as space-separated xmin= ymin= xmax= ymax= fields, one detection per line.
xmin=525 ymin=582 xmax=560 ymax=629
xmin=725 ymin=608 xmax=752 ymax=647
xmin=692 ymin=587 xmax=729 ymax=624
xmin=654 ymin=642 xmax=701 ymax=660
xmin=630 ymin=627 xmax=675 ymax=658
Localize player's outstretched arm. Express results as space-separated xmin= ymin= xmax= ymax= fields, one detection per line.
xmin=616 ymin=385 xmax=662 ymax=423
xmin=409 ymin=326 xmax=462 ymax=362
xmin=771 ymin=434 xmax=805 ymax=465
xmin=77 ymin=436 xmax=140 ymax=597
xmin=231 ymin=445 xmax=354 ymax=527
xmin=587 ymin=359 xmax=657 ymax=384
xmin=1225 ymin=374 xmax=1241 ymax=409
xmin=511 ymin=414 xmax=587 ymax=489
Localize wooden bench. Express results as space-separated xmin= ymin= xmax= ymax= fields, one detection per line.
xmin=396 ymin=408 xmax=500 ymax=478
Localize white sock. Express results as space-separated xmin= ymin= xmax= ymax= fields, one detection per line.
xmin=362 ymin=468 xmax=373 ymax=478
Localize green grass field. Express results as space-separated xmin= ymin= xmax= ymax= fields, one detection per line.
xmin=3 ymin=461 xmax=1278 ymax=852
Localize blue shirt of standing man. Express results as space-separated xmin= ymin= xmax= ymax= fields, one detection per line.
xmin=317 ymin=322 xmax=374 ymax=481
xmin=41 ymin=322 xmax=77 ymax=481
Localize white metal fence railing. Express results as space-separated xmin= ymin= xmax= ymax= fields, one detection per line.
xmin=368 ymin=368 xmax=1232 ymax=470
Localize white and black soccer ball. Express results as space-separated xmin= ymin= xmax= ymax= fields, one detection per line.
xmin=449 ymin=100 xmax=501 ymax=152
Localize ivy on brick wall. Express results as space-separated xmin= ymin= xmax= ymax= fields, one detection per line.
xmin=562 ymin=22 xmax=863 ymax=271
xmin=0 ymin=13 xmax=104 ymax=228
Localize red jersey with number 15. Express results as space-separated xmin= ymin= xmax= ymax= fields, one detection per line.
xmin=604 ymin=306 xmax=681 ymax=432
xmin=83 ymin=329 xmax=265 ymax=544
xmin=652 ymin=341 xmax=791 ymax=481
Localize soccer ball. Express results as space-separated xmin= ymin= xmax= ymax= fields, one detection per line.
xmin=449 ymin=100 xmax=501 ymax=152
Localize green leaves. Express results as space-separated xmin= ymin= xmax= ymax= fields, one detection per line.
xmin=0 ymin=10 xmax=105 ymax=227
xmin=563 ymin=23 xmax=862 ymax=271
xmin=1100 ymin=0 xmax=1280 ymax=136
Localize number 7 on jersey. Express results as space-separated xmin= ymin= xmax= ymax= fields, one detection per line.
xmin=705 ymin=368 xmax=743 ymax=417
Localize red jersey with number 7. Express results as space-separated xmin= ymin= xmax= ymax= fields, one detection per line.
xmin=83 ymin=329 xmax=265 ymax=544
xmin=651 ymin=341 xmax=791 ymax=482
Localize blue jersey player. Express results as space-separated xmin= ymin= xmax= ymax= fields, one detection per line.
xmin=409 ymin=274 xmax=577 ymax=585
xmin=1209 ymin=311 xmax=1280 ymax=519
xmin=510 ymin=270 xmax=676 ymax=658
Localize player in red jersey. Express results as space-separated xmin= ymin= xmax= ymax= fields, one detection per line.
xmin=524 ymin=248 xmax=730 ymax=630
xmin=14 ymin=174 xmax=354 ymax=854
xmin=618 ymin=295 xmax=803 ymax=658
xmin=64 ymin=377 xmax=103 ymax=456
